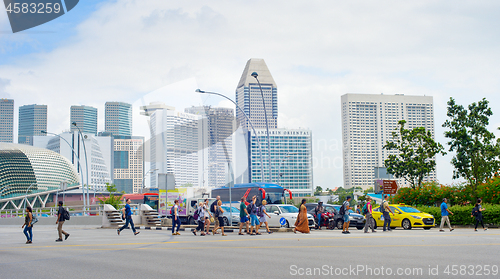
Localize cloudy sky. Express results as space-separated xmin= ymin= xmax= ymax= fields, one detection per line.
xmin=1 ymin=0 xmax=500 ymax=189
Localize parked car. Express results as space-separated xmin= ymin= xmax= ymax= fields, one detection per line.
xmin=220 ymin=205 xmax=240 ymax=226
xmin=371 ymin=204 xmax=435 ymax=230
xmin=264 ymin=204 xmax=315 ymax=228
xmin=330 ymin=205 xmax=366 ymax=230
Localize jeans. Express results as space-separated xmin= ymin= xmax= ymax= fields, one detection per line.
xmin=172 ymin=217 xmax=181 ymax=233
xmin=383 ymin=213 xmax=391 ymax=231
xmin=475 ymin=218 xmax=485 ymax=229
xmin=364 ymin=213 xmax=374 ymax=232
xmin=119 ymin=216 xmax=136 ymax=233
xmin=58 ymin=221 xmax=69 ymax=239
xmin=316 ymin=213 xmax=322 ymax=227
xmin=24 ymin=226 xmax=32 ymax=241
xmin=440 ymin=216 xmax=452 ymax=230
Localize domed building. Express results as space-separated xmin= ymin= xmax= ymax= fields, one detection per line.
xmin=0 ymin=143 xmax=79 ymax=200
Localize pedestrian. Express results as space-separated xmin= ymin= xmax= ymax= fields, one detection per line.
xmin=439 ymin=198 xmax=454 ymax=232
xmin=117 ymin=198 xmax=140 ymax=236
xmin=472 ymin=198 xmax=487 ymax=231
xmin=55 ymin=201 xmax=70 ymax=242
xmin=193 ymin=202 xmax=205 ymax=236
xmin=202 ymin=199 xmax=213 ymax=235
xmin=213 ymin=200 xmax=227 ymax=236
xmin=315 ymin=202 xmax=324 ymax=230
xmin=238 ymin=197 xmax=250 ymax=235
xmin=210 ymin=196 xmax=221 ymax=234
xmin=363 ymin=197 xmax=376 ymax=233
xmin=381 ymin=195 xmax=394 ymax=232
xmin=172 ymin=199 xmax=181 ymax=235
xmin=248 ymin=196 xmax=261 ymax=235
xmin=293 ymin=199 xmax=310 ymax=234
xmin=356 ymin=204 xmax=361 ymax=215
xmin=256 ymin=200 xmax=273 ymax=234
xmin=341 ymin=196 xmax=352 ymax=234
xmin=22 ymin=206 xmax=33 ymax=244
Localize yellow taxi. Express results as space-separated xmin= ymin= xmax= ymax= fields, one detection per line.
xmin=371 ymin=203 xmax=435 ymax=230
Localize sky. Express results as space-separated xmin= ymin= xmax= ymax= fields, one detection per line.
xmin=1 ymin=0 xmax=500 ymax=189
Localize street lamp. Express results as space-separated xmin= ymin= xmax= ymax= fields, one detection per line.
xmin=195 ymin=89 xmax=265 ymax=182
xmin=278 ymin=152 xmax=298 ymax=186
xmin=41 ymin=130 xmax=86 ymax=211
xmin=251 ymin=72 xmax=273 ymax=182
xmin=142 ymin=168 xmax=158 ymax=193
xmin=24 ymin=182 xmax=36 ymax=216
xmin=71 ymin=122 xmax=90 ymax=214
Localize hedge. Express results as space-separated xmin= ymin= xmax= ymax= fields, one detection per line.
xmin=416 ymin=204 xmax=500 ymax=226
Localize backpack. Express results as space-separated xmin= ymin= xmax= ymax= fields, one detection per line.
xmin=380 ymin=201 xmax=386 ymax=214
xmin=170 ymin=206 xmax=175 ymax=216
xmin=471 ymin=206 xmax=479 ymax=217
xmin=339 ymin=202 xmax=347 ymax=215
xmin=210 ymin=201 xmax=217 ymax=213
xmin=362 ymin=204 xmax=368 ymax=215
xmin=247 ymin=203 xmax=254 ymax=215
xmin=257 ymin=205 xmax=265 ymax=217
xmin=63 ymin=208 xmax=70 ymax=221
xmin=193 ymin=207 xmax=201 ymax=220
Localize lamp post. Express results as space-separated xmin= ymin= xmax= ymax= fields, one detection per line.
xmin=251 ymin=72 xmax=273 ymax=182
xmin=71 ymin=122 xmax=90 ymax=214
xmin=278 ymin=152 xmax=298 ymax=186
xmin=24 ymin=182 xmax=36 ymax=216
xmin=195 ymin=89 xmax=265 ymax=182
xmin=142 ymin=168 xmax=159 ymax=193
xmin=42 ymin=131 xmax=86 ymax=212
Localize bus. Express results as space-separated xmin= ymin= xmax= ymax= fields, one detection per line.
xmin=211 ymin=182 xmax=292 ymax=206
xmin=121 ymin=193 xmax=159 ymax=210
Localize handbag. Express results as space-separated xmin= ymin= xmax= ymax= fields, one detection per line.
xmin=210 ymin=217 xmax=215 ymax=223
xmin=30 ymin=215 xmax=39 ymax=225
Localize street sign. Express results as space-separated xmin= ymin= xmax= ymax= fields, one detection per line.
xmin=383 ymin=180 xmax=398 ymax=194
xmin=280 ymin=217 xmax=286 ymax=226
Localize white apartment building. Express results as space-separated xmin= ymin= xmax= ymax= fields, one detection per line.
xmin=341 ymin=93 xmax=435 ymax=189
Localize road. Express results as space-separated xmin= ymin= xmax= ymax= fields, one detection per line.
xmin=1 ymin=225 xmax=499 ymax=278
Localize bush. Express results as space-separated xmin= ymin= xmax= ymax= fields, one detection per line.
xmin=417 ymin=204 xmax=500 ymax=226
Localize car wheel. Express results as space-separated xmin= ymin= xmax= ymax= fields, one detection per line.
xmin=424 ymin=227 xmax=431 ymax=230
xmin=402 ymin=219 xmax=412 ymax=230
xmin=372 ymin=218 xmax=377 ymax=229
xmin=223 ymin=217 xmax=229 ymax=227
xmin=285 ymin=220 xmax=290 ymax=228
xmin=336 ymin=219 xmax=344 ymax=230
xmin=188 ymin=217 xmax=196 ymax=225
xmin=328 ymin=220 xmax=335 ymax=230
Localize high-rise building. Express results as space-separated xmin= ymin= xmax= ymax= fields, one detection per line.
xmin=248 ymin=128 xmax=313 ymax=197
xmin=18 ymin=104 xmax=47 ymax=145
xmin=235 ymin=58 xmax=278 ymax=130
xmin=148 ymin=107 xmax=206 ymax=188
xmin=185 ymin=106 xmax=234 ymax=188
xmin=105 ymin=102 xmax=132 ymax=136
xmin=70 ymin=105 xmax=98 ymax=135
xmin=113 ymin=135 xmax=144 ymax=193
xmin=0 ymin=99 xmax=14 ymax=143
xmin=341 ymin=93 xmax=435 ymax=189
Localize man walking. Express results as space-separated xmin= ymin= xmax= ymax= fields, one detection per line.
xmin=248 ymin=196 xmax=261 ymax=235
xmin=363 ymin=196 xmax=376 ymax=233
xmin=55 ymin=201 xmax=69 ymax=242
xmin=238 ymin=197 xmax=250 ymax=235
xmin=117 ymin=198 xmax=140 ymax=236
xmin=210 ymin=196 xmax=221 ymax=234
xmin=172 ymin=199 xmax=181 ymax=235
xmin=381 ymin=195 xmax=394 ymax=232
xmin=315 ymin=202 xmax=324 ymax=230
xmin=341 ymin=196 xmax=352 ymax=234
xmin=439 ymin=198 xmax=454 ymax=232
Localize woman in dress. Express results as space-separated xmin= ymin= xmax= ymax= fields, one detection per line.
xmin=472 ymin=198 xmax=487 ymax=231
xmin=256 ymin=200 xmax=272 ymax=234
xmin=294 ymin=199 xmax=310 ymax=234
xmin=22 ymin=206 xmax=33 ymax=244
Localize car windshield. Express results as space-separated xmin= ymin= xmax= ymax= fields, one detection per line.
xmin=398 ymin=206 xmax=421 ymax=213
xmin=221 ymin=206 xmax=239 ymax=213
xmin=280 ymin=205 xmax=299 ymax=213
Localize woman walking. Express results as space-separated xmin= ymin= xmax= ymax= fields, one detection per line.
xmin=213 ymin=200 xmax=227 ymax=236
xmin=22 ymin=206 xmax=33 ymax=244
xmin=193 ymin=202 xmax=206 ymax=236
xmin=202 ymin=200 xmax=213 ymax=235
xmin=256 ymin=200 xmax=273 ymax=234
xmin=294 ymin=199 xmax=310 ymax=234
xmin=472 ymin=198 xmax=487 ymax=231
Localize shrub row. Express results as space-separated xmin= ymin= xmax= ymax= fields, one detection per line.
xmin=416 ymin=204 xmax=500 ymax=226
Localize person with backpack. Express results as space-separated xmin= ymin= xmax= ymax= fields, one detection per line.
xmin=171 ymin=199 xmax=181 ymax=235
xmin=117 ymin=198 xmax=140 ymax=236
xmin=256 ymin=199 xmax=273 ymax=234
xmin=472 ymin=198 xmax=487 ymax=231
xmin=212 ymin=200 xmax=227 ymax=236
xmin=380 ymin=195 xmax=394 ymax=232
xmin=341 ymin=196 xmax=352 ymax=234
xmin=192 ymin=202 xmax=206 ymax=236
xmin=238 ymin=197 xmax=250 ymax=235
xmin=55 ymin=201 xmax=70 ymax=242
xmin=315 ymin=202 xmax=324 ymax=230
xmin=439 ymin=198 xmax=454 ymax=232
xmin=248 ymin=196 xmax=261 ymax=235
xmin=363 ymin=197 xmax=376 ymax=233
xmin=210 ymin=196 xmax=221 ymax=234
xmin=22 ymin=206 xmax=33 ymax=244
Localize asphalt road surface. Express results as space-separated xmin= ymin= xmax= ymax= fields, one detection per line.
xmin=1 ymin=225 xmax=499 ymax=279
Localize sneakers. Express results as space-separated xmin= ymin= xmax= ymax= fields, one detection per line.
xmin=192 ymin=230 xmax=197 ymax=236
xmin=55 ymin=238 xmax=63 ymax=242
xmin=134 ymin=232 xmax=140 ymax=236
xmin=450 ymin=229 xmax=454 ymax=232
xmin=172 ymin=232 xmax=180 ymax=235
xmin=268 ymin=231 xmax=273 ymax=234
xmin=117 ymin=229 xmax=120 ymax=235
xmin=439 ymin=230 xmax=445 ymax=232
xmin=372 ymin=230 xmax=377 ymax=233
xmin=65 ymin=234 xmax=70 ymax=240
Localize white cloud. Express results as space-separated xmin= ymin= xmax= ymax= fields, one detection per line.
xmin=1 ymin=0 xmax=500 ymax=188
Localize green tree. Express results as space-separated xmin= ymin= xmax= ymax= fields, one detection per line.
xmin=98 ymin=183 xmax=124 ymax=209
xmin=314 ymin=186 xmax=323 ymax=196
xmin=384 ymin=120 xmax=445 ymax=189
xmin=442 ymin=97 xmax=500 ymax=198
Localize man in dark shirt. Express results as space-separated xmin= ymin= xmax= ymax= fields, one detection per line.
xmin=117 ymin=198 xmax=140 ymax=236
xmin=55 ymin=201 xmax=69 ymax=242
xmin=315 ymin=202 xmax=324 ymax=229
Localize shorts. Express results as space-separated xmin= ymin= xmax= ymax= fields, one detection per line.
xmin=250 ymin=214 xmax=260 ymax=226
xmin=240 ymin=216 xmax=249 ymax=223
xmin=218 ymin=217 xmax=224 ymax=226
xmin=343 ymin=214 xmax=350 ymax=223
xmin=259 ymin=216 xmax=267 ymax=223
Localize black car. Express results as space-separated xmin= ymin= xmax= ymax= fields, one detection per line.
xmin=306 ymin=203 xmax=366 ymax=230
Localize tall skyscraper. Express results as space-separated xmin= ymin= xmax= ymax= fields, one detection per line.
xmin=235 ymin=58 xmax=278 ymax=129
xmin=185 ymin=106 xmax=235 ymax=188
xmin=70 ymin=105 xmax=98 ymax=135
xmin=0 ymin=99 xmax=14 ymax=143
xmin=248 ymin=128 xmax=313 ymax=197
xmin=113 ymin=135 xmax=144 ymax=193
xmin=105 ymin=102 xmax=132 ymax=136
xmin=18 ymin=104 xmax=47 ymax=145
xmin=341 ymin=93 xmax=435 ymax=189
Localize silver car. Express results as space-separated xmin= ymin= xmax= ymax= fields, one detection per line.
xmin=220 ymin=205 xmax=240 ymax=226
xmin=265 ymin=204 xmax=315 ymax=228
